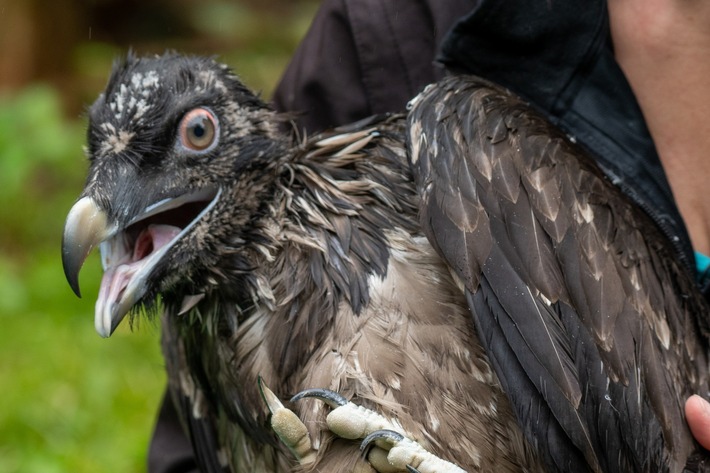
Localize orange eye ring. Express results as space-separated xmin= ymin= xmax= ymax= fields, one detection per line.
xmin=178 ymin=108 xmax=219 ymax=152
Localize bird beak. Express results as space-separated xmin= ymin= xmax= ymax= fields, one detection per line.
xmin=63 ymin=187 xmax=222 ymax=338
xmin=62 ymin=196 xmax=116 ymax=298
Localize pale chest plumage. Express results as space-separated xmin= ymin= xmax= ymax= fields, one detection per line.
xmin=164 ymin=226 xmax=544 ymax=472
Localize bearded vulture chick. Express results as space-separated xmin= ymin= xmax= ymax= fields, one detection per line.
xmin=62 ymin=53 xmax=710 ymax=473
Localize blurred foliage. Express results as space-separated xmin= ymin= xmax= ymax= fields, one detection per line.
xmin=0 ymin=1 xmax=318 ymax=472
xmin=0 ymin=82 xmax=167 ymax=473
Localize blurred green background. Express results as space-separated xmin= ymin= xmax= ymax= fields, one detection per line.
xmin=0 ymin=1 xmax=317 ymax=471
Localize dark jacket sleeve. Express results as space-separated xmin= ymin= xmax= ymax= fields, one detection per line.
xmin=148 ymin=393 xmax=198 ymax=473
xmin=272 ymin=0 xmax=473 ymax=132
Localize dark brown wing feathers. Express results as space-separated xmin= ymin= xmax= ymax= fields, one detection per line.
xmin=409 ymin=75 xmax=710 ymax=473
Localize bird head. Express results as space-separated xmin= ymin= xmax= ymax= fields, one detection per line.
xmin=62 ymin=52 xmax=286 ymax=337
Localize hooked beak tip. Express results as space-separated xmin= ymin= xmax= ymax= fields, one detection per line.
xmin=62 ymin=249 xmax=83 ymax=298
xmin=62 ymin=196 xmax=114 ymax=298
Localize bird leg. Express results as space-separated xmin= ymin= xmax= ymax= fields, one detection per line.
xmin=291 ymin=388 xmax=468 ymax=473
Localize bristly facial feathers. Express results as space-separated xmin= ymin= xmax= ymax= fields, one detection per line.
xmin=63 ymin=53 xmax=710 ymax=473
xmin=67 ymin=52 xmax=289 ymax=336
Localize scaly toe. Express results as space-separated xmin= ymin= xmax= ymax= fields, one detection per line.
xmin=360 ymin=428 xmax=466 ymax=473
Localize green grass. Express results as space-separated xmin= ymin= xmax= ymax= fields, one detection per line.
xmin=0 ymin=281 xmax=165 ymax=473
xmin=0 ymin=85 xmax=166 ymax=473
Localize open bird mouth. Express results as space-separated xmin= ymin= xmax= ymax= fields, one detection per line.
xmin=62 ymin=187 xmax=221 ymax=338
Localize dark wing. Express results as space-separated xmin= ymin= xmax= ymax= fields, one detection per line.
xmin=161 ymin=311 xmax=231 ymax=473
xmin=408 ymin=75 xmax=710 ymax=473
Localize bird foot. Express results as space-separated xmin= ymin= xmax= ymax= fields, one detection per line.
xmin=289 ymin=387 xmax=468 ymax=473
xmin=360 ymin=429 xmax=468 ymax=473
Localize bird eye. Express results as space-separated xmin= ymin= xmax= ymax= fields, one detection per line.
xmin=178 ymin=108 xmax=219 ymax=152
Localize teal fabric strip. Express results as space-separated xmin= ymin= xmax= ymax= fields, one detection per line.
xmin=696 ymin=251 xmax=710 ymax=276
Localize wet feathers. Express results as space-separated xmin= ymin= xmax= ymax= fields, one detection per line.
xmin=68 ymin=54 xmax=710 ymax=473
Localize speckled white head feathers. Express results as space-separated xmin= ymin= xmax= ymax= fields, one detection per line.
xmin=63 ymin=52 xmax=287 ymax=336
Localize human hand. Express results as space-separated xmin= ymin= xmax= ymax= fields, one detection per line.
xmin=686 ymin=395 xmax=710 ymax=450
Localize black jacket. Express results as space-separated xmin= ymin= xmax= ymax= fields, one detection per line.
xmin=148 ymin=1 xmax=709 ymax=471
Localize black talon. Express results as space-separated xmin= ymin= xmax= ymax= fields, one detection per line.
xmin=361 ymin=430 xmax=421 ymax=472
xmin=290 ymin=388 xmax=348 ymax=408
xmin=360 ymin=429 xmax=405 ymax=455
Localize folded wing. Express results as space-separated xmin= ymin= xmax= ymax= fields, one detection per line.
xmin=408 ymin=75 xmax=710 ymax=473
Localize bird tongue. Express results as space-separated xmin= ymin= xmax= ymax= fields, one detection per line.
xmin=133 ymin=224 xmax=182 ymax=262
xmin=96 ymin=224 xmax=181 ymax=330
